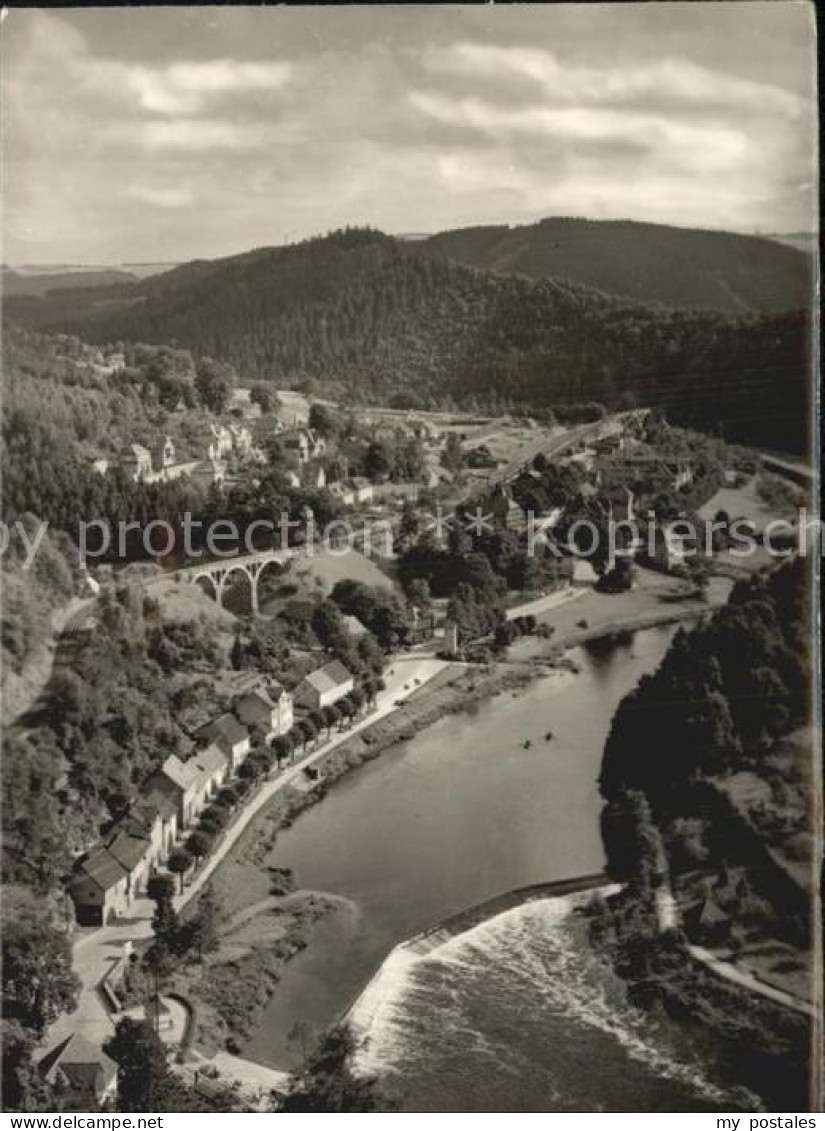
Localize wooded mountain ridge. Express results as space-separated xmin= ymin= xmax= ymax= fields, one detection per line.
xmin=415 ymin=217 xmax=811 ymax=315
xmin=4 ymin=227 xmax=810 ymax=451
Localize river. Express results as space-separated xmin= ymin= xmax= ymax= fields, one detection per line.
xmin=242 ymin=629 xmax=666 ymax=1045
xmin=242 ymin=625 xmax=752 ymax=1109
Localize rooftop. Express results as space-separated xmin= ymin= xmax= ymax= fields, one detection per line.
xmin=105 ymin=825 xmax=152 ymax=872
xmin=161 ymin=754 xmax=200 ymax=792
xmin=40 ymin=1034 xmax=118 ymax=1093
xmin=193 ymin=743 xmax=228 ymax=777
xmin=72 ymin=848 xmax=127 ymax=892
xmin=199 ymin=712 xmax=249 ymax=750
xmin=301 ymin=660 xmax=352 ymax=696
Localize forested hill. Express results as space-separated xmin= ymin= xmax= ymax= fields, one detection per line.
xmin=4 ymin=228 xmax=809 ymax=449
xmin=416 ymin=218 xmax=812 ymax=315
xmin=1 ymin=267 xmax=139 ymax=297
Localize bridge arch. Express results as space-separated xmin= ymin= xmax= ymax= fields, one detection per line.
xmin=213 ymin=562 xmax=258 ymax=616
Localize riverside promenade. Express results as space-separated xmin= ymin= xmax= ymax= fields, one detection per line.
xmin=41 ymin=653 xmax=447 ymax=1086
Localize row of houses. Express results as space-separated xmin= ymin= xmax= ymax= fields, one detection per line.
xmin=68 ymin=662 xmax=356 ymax=925
xmin=92 ymin=424 xmax=264 ymax=486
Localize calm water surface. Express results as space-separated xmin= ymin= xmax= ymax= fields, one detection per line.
xmin=244 ymin=628 xmax=679 ymax=1073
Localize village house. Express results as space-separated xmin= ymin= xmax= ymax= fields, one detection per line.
xmin=302 ymin=459 xmax=327 ymax=489
xmin=40 ymin=1034 xmax=118 ymax=1109
xmin=294 ymin=659 xmax=354 ymax=711
xmin=350 ymin=476 xmax=374 ymax=504
xmin=277 ymin=427 xmax=327 ymax=466
xmin=372 ymin=482 xmax=421 ymax=504
xmin=193 ymin=743 xmax=229 ymax=799
xmin=235 ymin=683 xmax=294 ymax=740
xmin=228 ymin=422 xmax=254 ymax=457
xmin=276 ymin=390 xmax=310 ymax=427
xmin=136 ymin=791 xmax=178 ymax=864
xmin=206 ymin=422 xmax=233 ymax=461
xmin=489 ymin=484 xmax=524 ymax=530
xmin=150 ymin=754 xmax=204 ymax=828
xmin=198 ymin=712 xmax=251 ymax=773
xmin=104 ymin=822 xmax=154 ymax=901
xmin=122 ymin=443 xmax=153 ymax=483
xmin=152 ymin=435 xmax=177 ymax=471
xmin=342 ymin=613 xmax=368 ymax=638
xmin=68 ymin=848 xmax=129 ymax=925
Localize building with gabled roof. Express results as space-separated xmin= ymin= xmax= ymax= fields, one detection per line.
xmin=134 ymin=791 xmax=178 ymax=863
xmin=122 ymin=443 xmax=153 ymax=482
xmin=146 ymin=754 xmax=203 ymax=827
xmin=105 ymin=823 xmax=153 ymax=900
xmin=198 ymin=712 xmax=251 ymax=773
xmin=235 ymin=683 xmax=293 ymax=740
xmin=68 ymin=848 xmax=129 ymax=925
xmin=40 ymin=1034 xmax=118 ymax=1107
xmin=294 ymin=660 xmax=354 ymax=711
xmin=193 ymin=743 xmax=229 ymax=799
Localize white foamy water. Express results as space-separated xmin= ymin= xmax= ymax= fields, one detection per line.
xmin=351 ymin=894 xmax=763 ymax=1113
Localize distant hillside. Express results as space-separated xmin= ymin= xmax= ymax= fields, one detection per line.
xmin=416 ymin=218 xmax=811 ymax=315
xmin=3 ymin=228 xmax=809 ymax=450
xmin=764 ymin=232 xmax=818 ymax=256
xmin=2 ymin=266 xmax=139 ymax=297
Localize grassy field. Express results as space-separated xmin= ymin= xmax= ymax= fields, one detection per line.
xmin=510 ymin=567 xmax=731 ymax=655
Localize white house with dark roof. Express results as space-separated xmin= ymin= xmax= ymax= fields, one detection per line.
xmin=68 ymin=848 xmax=129 ymax=925
xmin=122 ymin=443 xmax=153 ymax=482
xmin=151 ymin=754 xmax=203 ymax=827
xmin=235 ymin=683 xmax=293 ymax=741
xmin=294 ymin=660 xmax=354 ymax=711
xmin=193 ymin=743 xmax=229 ymax=800
xmin=152 ymin=435 xmax=177 ymax=470
xmin=104 ymin=822 xmax=154 ymax=900
xmin=198 ymin=712 xmax=251 ymax=773
xmin=136 ymin=790 xmax=178 ymax=863
xmin=207 ymin=422 xmax=233 ymax=460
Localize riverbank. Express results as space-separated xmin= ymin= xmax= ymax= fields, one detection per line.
xmin=585 ymin=881 xmax=812 ymax=1110
xmin=177 ymin=657 xmax=573 ymax=1051
xmin=348 ymin=882 xmax=758 ymax=1112
xmin=177 ymin=598 xmax=719 ymax=1057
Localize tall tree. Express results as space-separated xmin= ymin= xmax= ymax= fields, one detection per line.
xmin=1 ymin=887 xmax=79 ymax=1037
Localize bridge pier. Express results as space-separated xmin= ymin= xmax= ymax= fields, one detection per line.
xmin=248 ymin=564 xmax=261 ymax=616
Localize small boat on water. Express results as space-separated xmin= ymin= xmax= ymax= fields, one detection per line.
xmin=522 ymin=739 xmax=532 ymax=749
xmin=545 ymin=731 xmax=554 ymax=741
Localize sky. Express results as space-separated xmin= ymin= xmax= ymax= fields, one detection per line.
xmin=2 ymin=3 xmax=817 ymax=266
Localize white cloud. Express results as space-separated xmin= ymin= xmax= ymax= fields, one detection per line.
xmin=119 ymin=59 xmax=294 ymax=117
xmin=1 ymin=8 xmax=815 ymax=264
xmin=410 ymin=92 xmax=751 ymax=171
xmin=125 ymin=184 xmax=195 ymax=208
xmin=424 ymin=43 xmax=803 ymax=118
